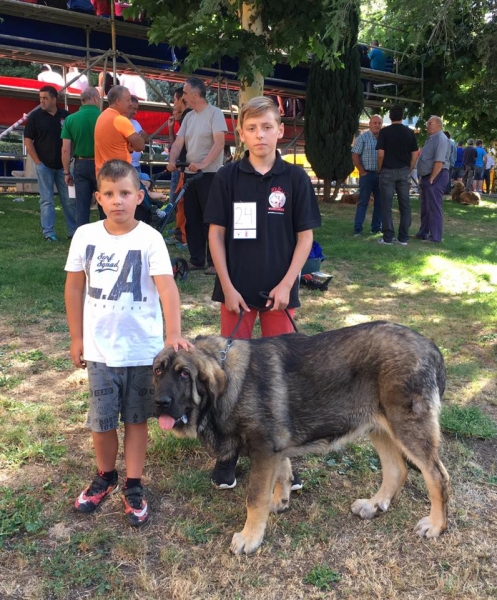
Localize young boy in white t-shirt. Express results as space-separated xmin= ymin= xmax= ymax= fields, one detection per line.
xmin=65 ymin=159 xmax=191 ymax=526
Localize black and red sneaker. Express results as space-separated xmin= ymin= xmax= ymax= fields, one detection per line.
xmin=123 ymin=485 xmax=149 ymax=526
xmin=74 ymin=470 xmax=118 ymax=513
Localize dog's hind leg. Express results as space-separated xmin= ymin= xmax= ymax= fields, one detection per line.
xmin=230 ymin=452 xmax=279 ymax=555
xmin=397 ymin=442 xmax=449 ymax=539
xmin=270 ymin=457 xmax=292 ymax=514
xmin=380 ymin=413 xmax=449 ymax=538
xmin=351 ymin=429 xmax=408 ymax=519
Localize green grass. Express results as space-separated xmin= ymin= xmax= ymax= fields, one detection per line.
xmin=303 ymin=564 xmax=342 ymax=590
xmin=0 ymin=192 xmax=496 ymax=599
xmin=441 ymin=405 xmax=497 ymax=439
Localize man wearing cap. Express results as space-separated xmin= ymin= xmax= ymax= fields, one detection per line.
xmin=415 ymin=115 xmax=451 ymax=243
xmin=61 ymin=86 xmax=103 ymax=227
xmin=462 ymin=139 xmax=477 ymax=191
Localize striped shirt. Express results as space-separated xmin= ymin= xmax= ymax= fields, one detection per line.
xmin=351 ymin=130 xmax=379 ymax=172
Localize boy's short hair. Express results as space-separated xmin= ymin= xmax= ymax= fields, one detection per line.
xmin=97 ymin=160 xmax=140 ymax=190
xmin=239 ymin=96 xmax=281 ymax=128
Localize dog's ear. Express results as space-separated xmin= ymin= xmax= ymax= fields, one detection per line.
xmin=196 ymin=358 xmax=227 ymax=409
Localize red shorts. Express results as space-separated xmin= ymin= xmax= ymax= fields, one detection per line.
xmin=220 ymin=304 xmax=296 ymax=339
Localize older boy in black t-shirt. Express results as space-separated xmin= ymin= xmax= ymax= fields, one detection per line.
xmin=204 ymin=96 xmax=321 ymax=488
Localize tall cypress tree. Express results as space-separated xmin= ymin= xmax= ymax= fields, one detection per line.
xmin=305 ymin=2 xmax=363 ymax=202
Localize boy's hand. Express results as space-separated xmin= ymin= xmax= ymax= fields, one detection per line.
xmin=165 ymin=335 xmax=194 ymax=352
xmin=69 ymin=339 xmax=86 ymax=369
xmin=268 ymin=283 xmax=292 ymax=311
xmin=224 ymin=288 xmax=250 ymax=315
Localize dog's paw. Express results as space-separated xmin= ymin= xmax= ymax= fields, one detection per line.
xmin=414 ymin=516 xmax=445 ymax=539
xmin=351 ymin=498 xmax=390 ymax=519
xmin=270 ymin=496 xmax=290 ymax=514
xmin=230 ymin=531 xmax=264 ymax=555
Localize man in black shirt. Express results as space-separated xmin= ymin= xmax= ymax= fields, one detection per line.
xmin=25 ymin=86 xmax=76 ymax=241
xmin=376 ymin=105 xmax=418 ymax=245
xmin=462 ymin=139 xmax=477 ymax=191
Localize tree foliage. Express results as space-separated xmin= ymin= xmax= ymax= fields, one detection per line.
xmin=358 ymin=0 xmax=497 ymax=141
xmin=128 ymin=0 xmax=329 ymax=85
xmin=305 ymin=2 xmax=363 ymax=201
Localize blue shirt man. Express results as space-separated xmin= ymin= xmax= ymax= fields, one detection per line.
xmin=351 ymin=114 xmax=383 ymax=235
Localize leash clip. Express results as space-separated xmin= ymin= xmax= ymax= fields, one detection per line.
xmin=220 ymin=340 xmax=232 ymax=363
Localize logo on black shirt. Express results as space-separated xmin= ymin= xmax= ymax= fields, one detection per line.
xmin=268 ymin=187 xmax=286 ymax=213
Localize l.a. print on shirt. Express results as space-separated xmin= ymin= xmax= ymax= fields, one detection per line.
xmin=268 ymin=187 xmax=287 ymax=214
xmin=85 ymin=245 xmax=146 ymax=303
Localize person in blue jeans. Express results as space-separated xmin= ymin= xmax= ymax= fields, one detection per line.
xmin=25 ymin=86 xmax=77 ymax=241
xmin=61 ymin=86 xmax=104 ymax=227
xmin=376 ymin=105 xmax=418 ymax=246
xmin=352 ymin=114 xmax=383 ymax=235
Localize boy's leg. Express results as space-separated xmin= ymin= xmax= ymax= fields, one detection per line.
xmin=220 ymin=303 xmax=257 ymax=339
xmin=121 ymin=367 xmax=154 ymax=526
xmin=213 ymin=305 xmax=258 ymax=489
xmin=259 ymin=309 xmax=296 ymax=337
xmin=175 ymin=197 xmax=187 ymax=243
xmin=123 ymin=422 xmax=148 ymax=479
xmin=75 ymin=362 xmax=122 ymax=513
xmin=92 ymin=429 xmax=119 ymax=472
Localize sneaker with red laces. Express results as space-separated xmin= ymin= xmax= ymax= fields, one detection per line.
xmin=123 ymin=485 xmax=149 ymax=526
xmin=75 ymin=470 xmax=118 ymax=513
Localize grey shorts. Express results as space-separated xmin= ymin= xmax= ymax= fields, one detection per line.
xmin=86 ymin=362 xmax=155 ymax=432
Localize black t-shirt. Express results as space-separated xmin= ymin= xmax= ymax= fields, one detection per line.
xmin=462 ymin=146 xmax=477 ymax=167
xmin=24 ymin=107 xmax=69 ymax=169
xmin=204 ymin=152 xmax=322 ymax=309
xmin=376 ymin=123 xmax=418 ymax=169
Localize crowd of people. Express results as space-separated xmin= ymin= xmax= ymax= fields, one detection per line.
xmin=352 ymin=105 xmax=494 ymax=245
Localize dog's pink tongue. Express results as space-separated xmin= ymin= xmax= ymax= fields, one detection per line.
xmin=158 ymin=415 xmax=176 ymax=431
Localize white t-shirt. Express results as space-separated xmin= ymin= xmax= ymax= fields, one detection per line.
xmin=178 ymin=104 xmax=227 ymax=172
xmin=38 ymin=71 xmax=65 ymax=87
xmin=65 ymin=220 xmax=173 ymax=367
xmin=130 ymin=118 xmax=143 ymax=167
xmin=66 ymin=71 xmax=88 ymax=92
xmin=120 ymin=74 xmax=148 ymax=100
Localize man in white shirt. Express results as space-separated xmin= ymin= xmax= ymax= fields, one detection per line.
xmin=167 ymin=77 xmax=226 ymax=274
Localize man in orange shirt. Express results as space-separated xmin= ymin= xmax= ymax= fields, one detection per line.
xmin=94 ymin=85 xmax=145 ymax=175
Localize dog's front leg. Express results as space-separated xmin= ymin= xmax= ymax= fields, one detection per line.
xmin=230 ymin=452 xmax=278 ymax=555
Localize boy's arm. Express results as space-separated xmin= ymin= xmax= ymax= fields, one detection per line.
xmin=269 ymin=229 xmax=313 ymax=311
xmin=153 ymin=274 xmax=193 ymax=351
xmin=209 ymin=224 xmax=250 ymax=314
xmin=65 ymin=271 xmax=87 ymax=369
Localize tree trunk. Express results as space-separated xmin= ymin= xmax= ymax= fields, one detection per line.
xmin=322 ymin=178 xmax=331 ymax=203
xmin=233 ymin=2 xmax=264 ymax=160
xmin=331 ymin=179 xmax=345 ymax=202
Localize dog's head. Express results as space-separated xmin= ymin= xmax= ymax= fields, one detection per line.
xmin=153 ymin=345 xmax=227 ymax=438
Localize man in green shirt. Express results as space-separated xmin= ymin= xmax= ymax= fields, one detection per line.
xmin=61 ymin=87 xmax=103 ymax=227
